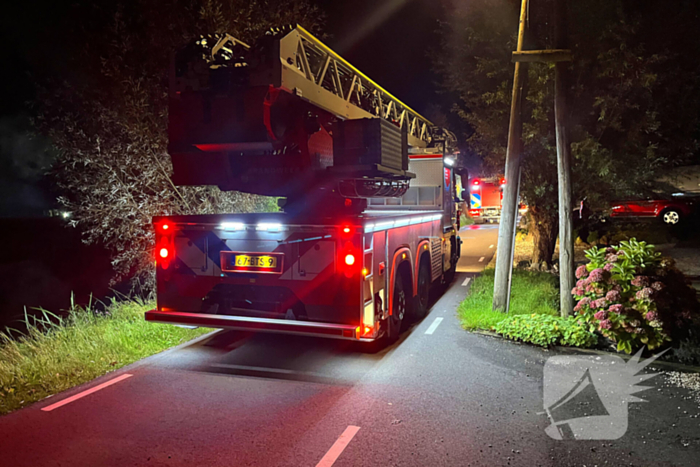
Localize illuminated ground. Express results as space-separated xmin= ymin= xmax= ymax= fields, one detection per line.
xmin=1 ymin=227 xmax=698 ymax=466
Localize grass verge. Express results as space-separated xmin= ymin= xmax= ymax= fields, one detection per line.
xmin=459 ymin=268 xmax=597 ymax=348
xmin=458 ymin=268 xmax=559 ymax=330
xmin=0 ymin=299 xmax=211 ymax=415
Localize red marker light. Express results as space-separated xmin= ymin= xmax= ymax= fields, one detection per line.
xmin=345 ymin=254 xmax=356 ymax=266
xmin=159 ymin=248 xmax=169 ymax=259
xmin=500 ymin=178 xmax=506 ymax=185
xmin=473 ymin=180 xmax=480 ymax=186
xmin=343 ymin=227 xmax=351 ymax=233
xmin=162 ymin=224 xmax=169 ymax=230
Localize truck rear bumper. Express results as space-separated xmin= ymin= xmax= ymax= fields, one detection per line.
xmin=145 ymin=309 xmax=368 ymax=341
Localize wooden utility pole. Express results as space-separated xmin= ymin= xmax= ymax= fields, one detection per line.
xmin=495 ymin=0 xmax=575 ymax=315
xmin=493 ymin=0 xmax=530 ymax=311
xmin=554 ymin=0 xmax=574 ymax=317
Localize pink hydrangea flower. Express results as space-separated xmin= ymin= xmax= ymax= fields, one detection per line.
xmin=645 ymin=311 xmax=659 ymax=322
xmin=599 ymin=319 xmax=613 ymax=330
xmin=589 ymin=268 xmax=605 ymax=283
xmin=593 ymin=298 xmax=609 ymax=309
xmin=575 ymin=265 xmax=588 ymax=279
xmin=635 ymin=287 xmax=653 ymax=300
xmin=603 ymin=262 xmax=615 ymax=272
xmin=608 ymin=304 xmax=623 ymax=314
xmin=631 ymin=276 xmax=649 ymax=287
xmin=594 ymin=310 xmax=609 ymax=320
xmin=605 ymin=253 xmax=619 ymax=263
xmin=651 ymin=281 xmax=665 ymax=292
xmin=605 ymin=290 xmax=621 ymax=302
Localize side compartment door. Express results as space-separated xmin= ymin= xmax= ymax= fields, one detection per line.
xmin=373 ymin=231 xmax=387 ymax=318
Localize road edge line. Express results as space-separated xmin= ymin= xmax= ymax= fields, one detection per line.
xmin=41 ymin=374 xmax=133 ymax=412
xmin=316 ymin=425 xmax=361 ymax=467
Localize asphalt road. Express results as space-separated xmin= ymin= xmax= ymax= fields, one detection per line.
xmin=2 ymin=225 xmax=699 ymax=466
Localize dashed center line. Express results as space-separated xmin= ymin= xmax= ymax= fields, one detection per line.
xmin=41 ymin=373 xmax=133 ymax=412
xmin=425 ymin=317 xmax=443 ymax=335
xmin=478 ymin=256 xmax=485 ymax=262
xmin=461 ymin=277 xmax=471 ymax=287
xmin=316 ymin=425 xmax=360 ymax=467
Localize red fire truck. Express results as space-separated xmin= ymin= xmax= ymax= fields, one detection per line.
xmin=145 ymin=26 xmax=462 ymax=344
xmin=468 ymin=177 xmax=505 ymax=223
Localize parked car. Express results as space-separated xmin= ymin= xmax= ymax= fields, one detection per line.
xmin=609 ymin=195 xmax=697 ymax=225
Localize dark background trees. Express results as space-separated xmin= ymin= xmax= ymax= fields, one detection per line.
xmin=436 ymin=0 xmax=700 ymax=268
xmin=29 ymin=0 xmax=325 ymax=283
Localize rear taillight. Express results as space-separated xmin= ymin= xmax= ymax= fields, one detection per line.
xmin=155 ymin=223 xmax=175 ymax=269
xmin=340 ymin=241 xmax=360 ymax=277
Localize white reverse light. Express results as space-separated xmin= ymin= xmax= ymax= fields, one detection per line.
xmin=444 ymin=157 xmax=455 ymax=167
xmin=257 ymin=223 xmax=283 ymax=232
xmin=220 ymin=222 xmax=245 ymax=231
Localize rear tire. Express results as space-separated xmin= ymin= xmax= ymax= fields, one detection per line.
xmin=661 ymin=209 xmax=681 ymax=225
xmin=413 ymin=261 xmax=431 ymax=321
xmin=387 ymin=275 xmax=407 ymax=343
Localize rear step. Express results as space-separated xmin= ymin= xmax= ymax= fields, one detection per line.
xmin=146 ymin=310 xmax=361 ymax=340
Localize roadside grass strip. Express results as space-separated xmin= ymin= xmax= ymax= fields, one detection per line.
xmin=458 ymin=269 xmax=596 ymax=348
xmin=0 ymin=298 xmax=210 ymax=415
xmin=457 ymin=268 xmax=559 ymax=331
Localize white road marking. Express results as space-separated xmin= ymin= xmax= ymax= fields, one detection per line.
xmin=316 ymin=425 xmax=361 ymax=467
xmin=425 ymin=317 xmax=444 ymax=335
xmin=461 ymin=277 xmax=471 ymax=287
xmin=489 ymin=244 xmax=494 ymax=249
xmin=478 ymin=256 xmax=485 ymax=262
xmin=41 ymin=374 xmax=133 ymax=412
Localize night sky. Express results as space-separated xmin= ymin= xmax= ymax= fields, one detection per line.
xmin=0 ymin=0 xmax=447 ymax=217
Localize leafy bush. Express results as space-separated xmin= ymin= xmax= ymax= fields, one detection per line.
xmin=572 ymin=238 xmax=698 ymax=353
xmin=493 ymin=314 xmax=597 ymax=348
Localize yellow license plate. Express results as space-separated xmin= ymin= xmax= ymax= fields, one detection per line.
xmin=235 ymin=255 xmax=277 ymax=268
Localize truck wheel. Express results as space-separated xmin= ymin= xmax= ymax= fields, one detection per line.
xmin=387 ymin=275 xmax=407 ymax=343
xmin=661 ymin=209 xmax=681 ymax=225
xmin=413 ymin=262 xmax=430 ymax=320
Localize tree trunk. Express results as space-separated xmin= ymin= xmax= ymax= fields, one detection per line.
xmin=529 ymin=205 xmax=558 ymax=271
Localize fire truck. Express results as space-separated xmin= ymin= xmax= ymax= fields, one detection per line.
xmin=468 ymin=177 xmax=505 ymax=223
xmin=145 ymin=26 xmax=463 ymax=344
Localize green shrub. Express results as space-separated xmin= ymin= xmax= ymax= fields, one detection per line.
xmin=573 ymin=238 xmax=698 ymax=354
xmin=494 ymin=314 xmax=597 ymax=348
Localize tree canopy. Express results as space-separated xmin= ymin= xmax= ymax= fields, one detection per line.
xmin=32 ymin=0 xmax=325 ymax=283
xmin=436 ymin=0 xmax=700 ymax=267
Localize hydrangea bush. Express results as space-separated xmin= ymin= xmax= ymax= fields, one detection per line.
xmin=573 ymin=238 xmax=698 ymax=354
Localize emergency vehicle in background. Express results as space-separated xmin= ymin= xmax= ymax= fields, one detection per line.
xmin=468 ymin=177 xmax=505 ymax=224
xmin=145 ymin=26 xmax=464 ymax=344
